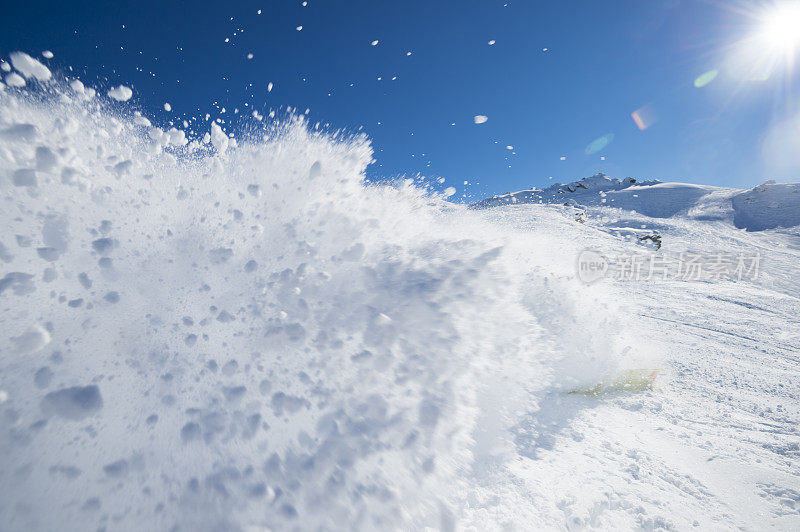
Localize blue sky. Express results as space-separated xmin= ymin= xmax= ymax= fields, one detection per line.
xmin=2 ymin=0 xmax=798 ymax=199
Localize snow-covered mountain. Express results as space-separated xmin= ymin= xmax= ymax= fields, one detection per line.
xmin=472 ymin=172 xmax=800 ymax=232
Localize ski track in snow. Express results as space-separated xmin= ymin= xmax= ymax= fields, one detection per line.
xmin=0 ymin=81 xmax=798 ymax=530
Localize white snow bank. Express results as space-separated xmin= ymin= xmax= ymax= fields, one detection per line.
xmin=603 ymin=182 xmax=717 ymax=218
xmin=732 ymin=181 xmax=800 ymax=231
xmin=0 ymin=82 xmax=633 ymax=531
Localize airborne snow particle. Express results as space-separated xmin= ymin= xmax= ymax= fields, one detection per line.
xmin=42 ymin=50 xmax=54 ymax=59
xmin=104 ymin=291 xmax=120 ymax=303
xmin=114 ymin=159 xmax=134 ymax=174
xmin=0 ymin=273 xmax=35 ymax=295
xmin=371 ymin=40 xmax=379 ymax=46
xmin=222 ymin=360 xmax=239 ymax=375
xmin=36 ymin=146 xmax=57 ymax=171
xmin=13 ymin=168 xmax=37 ymax=186
xmin=6 ymin=72 xmax=25 ymax=87
xmin=296 ymin=25 xmax=303 ymax=31
xmin=107 ymin=85 xmax=133 ymax=101
xmin=69 ymin=79 xmax=85 ymax=94
xmin=216 ymin=310 xmax=235 ymax=322
xmin=11 ymin=325 xmax=51 ymax=354
xmin=209 ymin=247 xmax=233 ymax=263
xmin=267 ymin=82 xmax=273 ymax=92
xmin=42 ymin=385 xmax=103 ymax=420
xmin=488 ymin=40 xmax=496 ymax=45
xmin=103 ymin=460 xmax=129 ymax=477
xmin=223 ymin=386 xmax=247 ymax=402
xmin=82 ymin=498 xmax=101 ymax=512
xmin=164 ymin=102 xmax=172 ymax=111
xmin=10 ymin=51 xmax=52 ymax=80
xmin=34 ymin=366 xmax=54 ymax=388
xmin=181 ymin=422 xmax=201 ymax=442
xmin=92 ymin=238 xmax=117 ymax=255
xmin=473 ymin=115 xmax=488 ymax=124
xmin=309 ymin=160 xmax=322 ymax=178
xmin=419 ymin=399 xmax=440 ymax=426
xmin=210 ymin=122 xmax=229 ymax=154
xmin=166 ymin=128 xmax=186 ymax=146
xmin=270 ymin=392 xmax=309 ymax=416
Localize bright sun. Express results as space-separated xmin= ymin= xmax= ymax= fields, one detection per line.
xmin=759 ymin=3 xmax=800 ymax=52
xmin=725 ymin=1 xmax=800 ymax=81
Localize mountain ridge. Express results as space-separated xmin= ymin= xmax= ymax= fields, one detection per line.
xmin=470 ymin=173 xmax=800 ymax=232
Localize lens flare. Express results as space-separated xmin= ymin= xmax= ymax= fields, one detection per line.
xmin=631 ymin=105 xmax=658 ymax=131
xmin=694 ymin=69 xmax=719 ymax=88
xmin=585 ymin=133 xmax=615 ymax=154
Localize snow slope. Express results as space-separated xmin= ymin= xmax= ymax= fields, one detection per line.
xmin=469 ymin=204 xmax=800 ymax=529
xmin=1 ymin=65 xmax=799 ymax=531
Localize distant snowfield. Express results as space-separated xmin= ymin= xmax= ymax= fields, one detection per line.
xmin=1 ymin=69 xmax=798 ymax=530
xmin=472 ymin=172 xmax=800 ymax=232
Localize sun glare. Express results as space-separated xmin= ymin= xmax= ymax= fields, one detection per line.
xmin=725 ymin=1 xmax=800 ymax=82
xmin=759 ymin=3 xmax=800 ymax=52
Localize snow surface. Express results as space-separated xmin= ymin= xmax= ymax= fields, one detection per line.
xmin=0 ymin=77 xmax=799 ymax=531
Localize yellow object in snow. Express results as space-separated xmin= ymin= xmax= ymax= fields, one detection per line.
xmin=570 ymin=369 xmax=661 ymax=397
